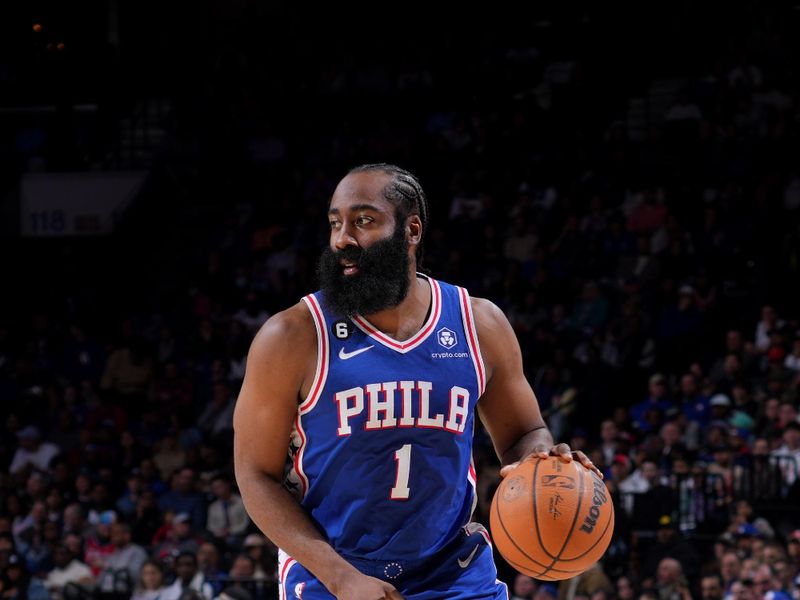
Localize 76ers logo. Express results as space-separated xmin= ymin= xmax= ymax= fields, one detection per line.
xmin=437 ymin=327 xmax=457 ymax=349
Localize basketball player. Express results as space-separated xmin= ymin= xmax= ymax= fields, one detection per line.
xmin=233 ymin=164 xmax=600 ymax=599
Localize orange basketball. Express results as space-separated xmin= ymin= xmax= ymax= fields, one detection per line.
xmin=489 ymin=457 xmax=614 ymax=580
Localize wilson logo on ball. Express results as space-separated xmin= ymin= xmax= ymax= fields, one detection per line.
xmin=580 ymin=477 xmax=608 ymax=534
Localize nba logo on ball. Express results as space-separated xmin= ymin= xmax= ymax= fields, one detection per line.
xmin=437 ymin=327 xmax=457 ymax=348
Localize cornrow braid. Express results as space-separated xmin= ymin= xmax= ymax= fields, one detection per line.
xmin=348 ymin=163 xmax=430 ymax=265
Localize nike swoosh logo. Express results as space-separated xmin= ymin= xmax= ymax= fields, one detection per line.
xmin=338 ymin=345 xmax=374 ymax=360
xmin=457 ymin=544 xmax=480 ymax=568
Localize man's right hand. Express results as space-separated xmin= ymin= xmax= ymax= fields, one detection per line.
xmin=329 ymin=573 xmax=405 ymax=600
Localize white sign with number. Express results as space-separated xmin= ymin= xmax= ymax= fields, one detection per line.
xmin=20 ymin=171 xmax=147 ymax=237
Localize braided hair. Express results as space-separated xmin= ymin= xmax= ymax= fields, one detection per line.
xmin=347 ymin=163 xmax=430 ymax=265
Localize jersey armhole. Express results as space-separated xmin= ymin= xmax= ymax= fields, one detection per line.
xmin=457 ymin=287 xmax=486 ymax=396
xmin=299 ymin=294 xmax=329 ymax=414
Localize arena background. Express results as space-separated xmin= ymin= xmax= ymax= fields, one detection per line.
xmin=2 ymin=1 xmax=800 ymax=598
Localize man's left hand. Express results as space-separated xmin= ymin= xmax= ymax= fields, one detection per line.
xmin=499 ymin=443 xmax=603 ymax=480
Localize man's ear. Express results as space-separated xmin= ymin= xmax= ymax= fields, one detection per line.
xmin=407 ymin=214 xmax=422 ymax=246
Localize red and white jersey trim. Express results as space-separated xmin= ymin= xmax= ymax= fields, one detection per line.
xmin=278 ymin=550 xmax=298 ymax=600
xmin=457 ymin=287 xmax=486 ymax=396
xmin=467 ymin=460 xmax=478 ymax=516
xmin=287 ymin=294 xmax=330 ymax=500
xmin=291 ymin=415 xmax=310 ymax=498
xmin=352 ymin=277 xmax=442 ymax=354
xmin=300 ymin=294 xmax=330 ymax=415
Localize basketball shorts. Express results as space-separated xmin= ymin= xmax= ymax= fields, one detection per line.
xmin=279 ymin=522 xmax=509 ymax=599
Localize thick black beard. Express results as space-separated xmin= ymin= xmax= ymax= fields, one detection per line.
xmin=318 ymin=225 xmax=411 ymax=317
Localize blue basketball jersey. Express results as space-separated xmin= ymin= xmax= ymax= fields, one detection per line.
xmin=284 ymin=275 xmax=487 ymax=562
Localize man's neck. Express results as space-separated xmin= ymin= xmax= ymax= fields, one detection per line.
xmin=361 ymin=272 xmax=430 ymax=342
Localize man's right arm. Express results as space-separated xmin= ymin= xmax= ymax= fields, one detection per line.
xmin=232 ymin=303 xmax=402 ymax=600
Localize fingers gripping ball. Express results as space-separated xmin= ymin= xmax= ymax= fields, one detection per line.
xmin=489 ymin=457 xmax=614 ymax=580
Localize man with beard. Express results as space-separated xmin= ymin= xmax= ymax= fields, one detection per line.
xmin=233 ymin=164 xmax=599 ymax=599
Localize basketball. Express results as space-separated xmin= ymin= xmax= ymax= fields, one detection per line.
xmin=489 ymin=457 xmax=614 ymax=581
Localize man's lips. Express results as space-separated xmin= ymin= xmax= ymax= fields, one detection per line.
xmin=342 ymin=261 xmax=359 ymax=276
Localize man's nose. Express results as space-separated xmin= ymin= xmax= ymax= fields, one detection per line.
xmin=333 ymin=223 xmax=358 ymax=250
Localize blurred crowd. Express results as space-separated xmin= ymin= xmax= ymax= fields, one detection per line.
xmin=3 ymin=2 xmax=800 ymax=600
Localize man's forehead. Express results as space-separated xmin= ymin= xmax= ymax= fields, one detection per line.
xmin=330 ymin=171 xmax=392 ymax=209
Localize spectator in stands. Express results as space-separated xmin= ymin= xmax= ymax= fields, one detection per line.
xmin=157 ymin=468 xmax=205 ymax=530
xmin=152 ymin=435 xmax=186 ymax=481
xmin=151 ymin=361 xmax=194 ymax=417
xmin=61 ymin=324 xmax=106 ymax=384
xmin=116 ymin=471 xmax=145 ymax=519
xmin=138 ymin=458 xmax=167 ymax=496
xmin=700 ymin=573 xmax=723 ymax=600
xmin=11 ymin=499 xmax=46 ymax=551
xmin=706 ymin=394 xmax=746 ymax=434
xmin=654 ymin=557 xmax=691 ymax=600
xmin=83 ymin=510 xmax=116 ymax=578
xmin=26 ymin=517 xmax=60 ymax=577
xmin=728 ymin=579 xmax=755 ymax=600
xmin=771 ymin=422 xmax=800 ymax=485
xmin=771 ymin=558 xmax=796 ymax=595
xmin=228 ymin=554 xmax=255 ymax=580
xmin=615 ymin=575 xmax=636 ymax=600
xmin=719 ymin=551 xmax=742 ymax=593
xmin=131 ymin=560 xmax=166 ymax=600
xmin=777 ymin=402 xmax=799 ymax=431
xmin=556 ymin=562 xmax=612 ymax=600
xmin=232 ymin=291 xmax=270 ymax=337
xmin=755 ymin=306 xmax=784 ymax=354
xmin=131 ymin=489 xmax=161 ymax=547
xmin=630 ymin=374 xmax=672 ymax=434
xmin=621 ymin=461 xmax=671 ymax=525
xmin=658 ymin=421 xmax=689 ymax=475
xmin=785 ymin=530 xmax=800 ymax=564
xmin=217 ymin=586 xmax=254 ymax=600
xmin=511 ymin=573 xmax=537 ymax=600
xmin=616 ymin=234 xmax=661 ymax=292
xmin=598 ymin=420 xmax=620 ymax=467
xmin=196 ymin=542 xmax=226 ymax=596
xmin=223 ymin=554 xmax=262 ymax=600
xmin=154 ymin=512 xmax=205 ymax=559
xmin=785 ymin=332 xmax=800 ymax=373
xmin=656 ymin=285 xmax=703 ymax=370
xmin=569 ymin=281 xmax=609 ymax=335
xmin=2 ymin=552 xmax=49 ymax=600
xmin=752 ymin=564 xmax=791 ymax=600
xmin=99 ymin=336 xmax=154 ymax=401
xmin=728 ymin=500 xmax=775 ymax=540
xmin=678 ymin=372 xmax=710 ymax=426
xmin=43 ymin=545 xmax=93 ymax=600
xmin=160 ymin=552 xmax=212 ymax=600
xmin=642 ymin=516 xmax=700 ymax=582
xmin=9 ymin=426 xmax=60 ymax=476
xmin=97 ymin=522 xmax=148 ymax=596
xmin=86 ymin=482 xmax=116 ymax=528
xmin=710 ymin=330 xmax=757 ymax=383
xmin=197 ymin=382 xmax=236 ymax=441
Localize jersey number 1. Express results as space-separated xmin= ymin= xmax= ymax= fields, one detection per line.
xmin=390 ymin=444 xmax=411 ymax=500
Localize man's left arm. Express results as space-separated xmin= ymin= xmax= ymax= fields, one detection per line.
xmin=471 ymin=297 xmax=601 ymax=478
